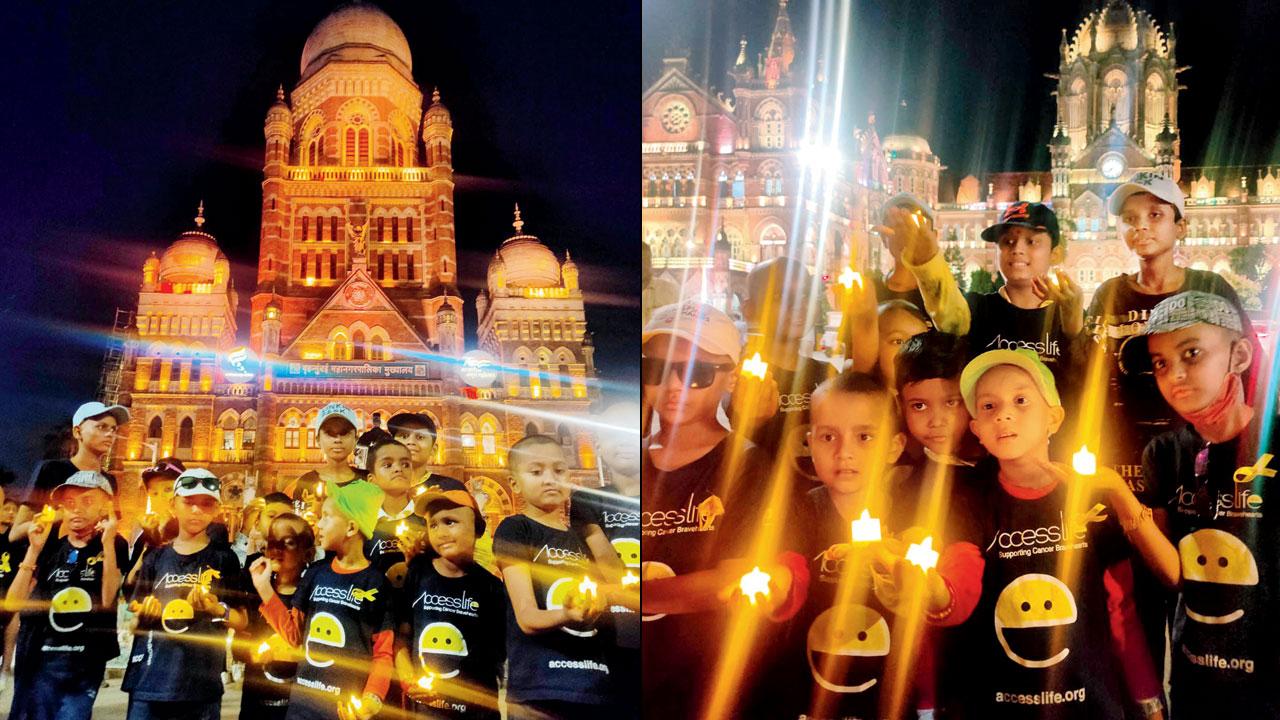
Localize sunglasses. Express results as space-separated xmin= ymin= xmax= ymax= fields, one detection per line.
xmin=176 ymin=476 xmax=221 ymax=493
xmin=641 ymin=357 xmax=735 ymax=389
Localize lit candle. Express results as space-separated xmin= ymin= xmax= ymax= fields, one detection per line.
xmin=415 ymin=485 xmax=427 ymax=496
xmin=838 ymin=267 xmax=864 ymax=291
xmin=738 ymin=566 xmax=771 ymax=605
xmin=906 ymin=536 xmax=939 ymax=572
xmin=145 ymin=496 xmax=153 ymax=515
xmin=578 ymin=576 xmax=598 ymax=600
xmin=36 ymin=505 xmax=56 ymax=525
xmin=850 ymin=509 xmax=882 ymax=543
xmin=316 ymin=482 xmax=325 ymax=498
xmin=395 ymin=521 xmax=408 ymax=537
xmin=254 ymin=640 xmax=271 ymax=661
xmin=621 ymin=571 xmax=639 ymax=587
xmin=1072 ymin=445 xmax=1097 ymax=476
xmin=741 ymin=352 xmax=769 ymax=380
xmin=349 ymin=695 xmax=363 ymax=712
xmin=417 ymin=673 xmax=435 ymax=692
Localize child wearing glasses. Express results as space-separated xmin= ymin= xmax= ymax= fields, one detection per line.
xmin=640 ymin=300 xmax=809 ymax=719
xmin=6 ymin=470 xmax=125 ymax=720
xmin=122 ymin=468 xmax=248 ymax=720
xmin=239 ymin=512 xmax=314 ymax=720
xmin=1085 ymin=292 xmax=1279 ymax=718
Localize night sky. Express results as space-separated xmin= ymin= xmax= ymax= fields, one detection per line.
xmin=644 ymin=0 xmax=1280 ymax=183
xmin=0 ymin=2 xmax=639 ymax=472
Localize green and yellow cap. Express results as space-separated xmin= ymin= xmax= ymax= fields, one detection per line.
xmin=959 ymin=348 xmax=1061 ymax=415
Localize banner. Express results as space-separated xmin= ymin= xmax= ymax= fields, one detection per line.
xmin=276 ymin=361 xmax=430 ymax=380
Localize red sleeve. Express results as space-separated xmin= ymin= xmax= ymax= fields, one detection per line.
xmin=362 ymin=629 xmax=395 ymax=700
xmin=260 ymin=594 xmax=303 ymax=647
xmin=1103 ymin=559 xmax=1162 ymax=702
xmin=768 ymin=550 xmax=810 ymax=623
xmin=928 ymin=541 xmax=983 ymax=627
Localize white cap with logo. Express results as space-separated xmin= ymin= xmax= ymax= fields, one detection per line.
xmin=1108 ymin=171 xmax=1186 ymax=218
xmin=642 ymin=300 xmax=742 ymax=364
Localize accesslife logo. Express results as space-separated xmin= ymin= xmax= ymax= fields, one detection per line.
xmin=985 ymin=334 xmax=1060 ymax=359
xmin=312 ymin=583 xmax=378 ymax=610
xmin=601 ymin=509 xmax=639 ymax=529
xmin=414 ymin=589 xmax=480 ymax=618
xmin=532 ymin=544 xmax=588 ymax=567
xmin=641 ymin=493 xmax=725 ymax=537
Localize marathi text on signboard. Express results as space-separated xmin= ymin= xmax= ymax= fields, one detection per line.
xmin=276 ymin=361 xmax=430 ymax=380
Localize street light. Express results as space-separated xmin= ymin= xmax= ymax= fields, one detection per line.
xmin=141 ymin=439 xmax=160 ymax=465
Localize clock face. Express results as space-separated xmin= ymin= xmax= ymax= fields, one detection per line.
xmin=660 ymin=101 xmax=692 ymax=134
xmin=1100 ymin=154 xmax=1125 ymax=180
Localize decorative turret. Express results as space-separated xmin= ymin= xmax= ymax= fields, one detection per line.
xmin=435 ymin=304 xmax=458 ymax=355
xmin=1049 ymin=116 xmax=1072 ymax=201
xmin=261 ymin=300 xmax=281 ymax=355
xmin=1154 ymin=113 xmax=1178 ymax=178
xmin=763 ymin=0 xmax=796 ymax=88
xmin=561 ymin=250 xmax=579 ymax=291
xmin=263 ymin=85 xmax=292 ymax=177
xmin=422 ymin=87 xmax=453 ymax=179
xmin=142 ymin=252 xmax=160 ymax=290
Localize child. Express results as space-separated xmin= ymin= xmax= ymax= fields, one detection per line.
xmin=6 ymin=471 xmax=125 ymax=720
xmin=130 ymin=457 xmax=185 ymax=566
xmin=246 ymin=493 xmax=297 ymax=562
xmin=947 ymin=349 xmax=1164 ymax=719
xmin=239 ymin=512 xmax=314 ymax=720
xmin=388 ymin=412 xmax=467 ymax=494
xmin=14 ymin=401 xmax=128 ymax=543
xmin=123 ymin=468 xmax=247 ymax=720
xmin=286 ymin=403 xmax=365 ymax=498
xmin=874 ymin=193 xmax=933 ymax=311
xmin=1093 ymin=291 xmax=1279 ymax=717
xmin=396 ymin=489 xmax=505 ymax=719
xmin=876 ymin=300 xmax=930 ymax=389
xmin=0 ymin=490 xmax=20 ymax=692
xmin=249 ymin=480 xmax=393 ymax=720
xmin=365 ymin=438 xmax=426 ymax=585
xmin=494 ymin=435 xmax=612 ymax=719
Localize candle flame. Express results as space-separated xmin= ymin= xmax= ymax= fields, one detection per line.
xmin=349 ymin=695 xmax=362 ymax=711
xmin=906 ymin=536 xmax=939 ymax=571
xmin=1072 ymin=445 xmax=1097 ymax=476
xmin=395 ymin=521 xmax=408 ymax=537
xmin=145 ymin=496 xmax=153 ymax=515
xmin=621 ymin=571 xmax=639 ymax=586
xmin=851 ymin=509 xmax=883 ymax=543
xmin=417 ymin=673 xmax=435 ymax=691
xmin=316 ymin=482 xmax=325 ymax=498
xmin=741 ymin=352 xmax=769 ymax=380
xmin=738 ymin=566 xmax=771 ymax=605
xmin=838 ymin=266 xmax=864 ymax=290
xmin=578 ymin=576 xmax=598 ymax=599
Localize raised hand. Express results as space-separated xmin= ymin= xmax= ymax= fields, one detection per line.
xmin=1031 ymin=270 xmax=1084 ymax=336
xmin=249 ymin=555 xmax=274 ymax=596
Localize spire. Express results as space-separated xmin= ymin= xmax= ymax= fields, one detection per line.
xmin=195 ymin=200 xmax=206 ymax=228
xmin=432 ymin=87 xmax=441 ymax=104
xmin=512 ymin=204 xmax=524 ymax=234
xmin=564 ymin=249 xmax=572 ymax=262
xmin=275 ymin=84 xmax=285 ymax=103
xmin=764 ymin=0 xmax=796 ymax=83
xmin=734 ymin=36 xmax=748 ymax=68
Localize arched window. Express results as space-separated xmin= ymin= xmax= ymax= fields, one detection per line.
xmin=308 ymin=133 xmax=323 ymax=165
xmin=148 ymin=416 xmax=163 ymax=439
xmin=755 ymin=101 xmax=785 ymax=149
xmin=525 ymin=422 xmax=539 ymax=437
xmin=328 ymin=329 xmax=352 ymax=360
xmin=344 ymin=126 xmax=370 ymax=165
xmin=480 ymin=419 xmax=497 ymax=456
xmin=352 ymin=329 xmax=366 ymax=360
xmin=732 ymin=171 xmax=745 ymax=201
xmin=301 ymin=216 xmax=310 ymax=242
xmin=178 ymin=417 xmax=194 ymax=449
xmin=283 ymin=415 xmax=301 ymax=449
xmin=1103 ymin=69 xmax=1131 ymax=133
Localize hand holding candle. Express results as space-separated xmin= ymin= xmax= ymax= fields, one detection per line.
xmin=905 ymin=536 xmax=939 ymax=572
xmin=741 ymin=352 xmax=769 ymax=380
xmin=851 ymin=509 xmax=883 ymax=543
xmin=738 ymin=566 xmax=772 ymax=606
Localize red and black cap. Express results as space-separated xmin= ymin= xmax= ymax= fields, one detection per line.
xmin=980 ymin=201 xmax=1060 ymax=247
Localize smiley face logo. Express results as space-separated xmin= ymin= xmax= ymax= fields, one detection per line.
xmin=48 ymin=587 xmax=92 ymax=632
xmin=418 ymin=621 xmax=468 ymax=679
xmin=612 ymin=538 xmax=640 ymax=568
xmin=994 ymin=574 xmax=1078 ymax=669
xmin=1178 ymin=529 xmax=1258 ymax=625
xmin=640 ymin=561 xmax=674 ymax=622
xmin=160 ymin=598 xmax=195 ymax=634
xmin=546 ymin=576 xmax=597 ymax=638
xmin=305 ymin=612 xmax=346 ymax=667
xmin=806 ymin=604 xmax=891 ymax=693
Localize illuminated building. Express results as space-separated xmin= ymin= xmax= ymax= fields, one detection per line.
xmin=924 ymin=0 xmax=1280 ymax=311
xmin=641 ymin=0 xmax=885 ymax=317
xmin=107 ymin=3 xmax=600 ymax=518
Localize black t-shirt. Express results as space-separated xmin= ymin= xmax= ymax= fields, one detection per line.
xmin=286 ymin=559 xmax=394 ymax=720
xmin=746 ymin=354 xmax=839 ymax=485
xmin=122 ymin=541 xmax=246 ymax=702
xmin=964 ymin=473 xmax=1130 ymax=719
xmin=1087 ymin=269 xmax=1256 ymax=485
xmin=369 ymin=511 xmax=426 ymax=587
xmin=1143 ymin=420 xmax=1280 ymax=713
xmin=397 ymin=556 xmax=506 ymax=719
xmin=570 ymin=484 xmax=640 ymax=649
xmin=27 ymin=459 xmax=118 ymax=507
xmin=641 ymin=437 xmax=802 ymax=718
xmin=493 ymin=514 xmax=614 ymax=706
xmin=14 ymin=533 xmax=129 ymax=672
xmin=0 ymin=533 xmax=28 ymax=597
xmin=238 ymin=577 xmax=298 ymax=717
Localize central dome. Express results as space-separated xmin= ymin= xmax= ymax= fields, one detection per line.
xmin=300 ymin=3 xmax=412 ymax=78
xmin=490 ymin=205 xmax=562 ymax=289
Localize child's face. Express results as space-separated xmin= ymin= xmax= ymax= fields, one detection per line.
xmin=598 ymin=432 xmax=640 ymax=478
xmin=996 ymin=227 xmax=1055 ymax=286
xmin=428 ymin=505 xmax=477 ymax=565
xmin=145 ymin=478 xmax=175 ymax=517
xmin=969 ymin=365 xmax=1064 ymax=461
xmin=0 ymin=500 xmax=15 ymax=526
xmin=393 ymin=426 xmax=435 ymax=466
xmin=75 ymin=416 xmax=119 ymax=456
xmin=809 ymin=390 xmax=905 ymax=497
xmin=265 ymin=522 xmax=311 ymax=574
xmin=1148 ymin=323 xmax=1249 ymax=417
xmin=878 ymin=309 xmax=929 ymax=386
xmin=170 ymin=495 xmax=219 ymax=536
xmin=642 ymin=336 xmax=736 ymax=430
xmin=901 ymin=378 xmax=970 ymax=455
xmin=511 ymin=443 xmax=570 ymax=511
xmin=317 ymin=421 xmax=356 ymax=463
xmin=59 ymin=487 xmax=110 ymax=534
xmin=258 ymin=501 xmax=292 ymax=535
xmin=315 ymin=497 xmax=354 ymax=552
xmin=370 ymin=443 xmax=413 ymax=496
xmin=1118 ymin=193 xmax=1183 ymax=260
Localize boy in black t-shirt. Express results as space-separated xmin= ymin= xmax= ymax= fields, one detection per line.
xmin=494 ymin=435 xmax=613 ymax=719
xmin=251 ymin=480 xmax=394 ymax=720
xmin=129 ymin=458 xmax=184 ymax=568
xmin=946 ymin=350 xmax=1164 ymax=719
xmin=1092 ymin=291 xmax=1279 ymax=718
xmin=365 ymin=439 xmax=425 ymax=586
xmin=396 ymin=489 xmax=505 ymax=719
xmin=388 ymin=412 xmax=467 ymax=495
xmin=123 ymin=468 xmax=247 ymax=720
xmin=285 ymin=403 xmax=365 ymax=505
xmin=7 ymin=470 xmax=125 ymax=720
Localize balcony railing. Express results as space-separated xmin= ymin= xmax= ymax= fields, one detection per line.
xmin=286 ymin=166 xmax=426 ymax=183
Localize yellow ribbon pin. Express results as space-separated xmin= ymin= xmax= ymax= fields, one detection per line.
xmin=351 ymin=587 xmax=378 ymax=602
xmin=1234 ymin=454 xmax=1276 ymax=484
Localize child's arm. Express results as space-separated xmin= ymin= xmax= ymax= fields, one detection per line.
xmin=361 ymin=627 xmax=395 ymax=702
xmin=578 ymin=524 xmax=624 ymax=583
xmin=1103 ymin=559 xmax=1165 ymax=719
xmin=640 ymin=552 xmax=808 ymax=621
xmin=887 ymin=208 xmax=970 ymax=335
xmin=6 ymin=520 xmax=51 ymax=610
xmin=924 ymin=541 xmax=984 ymax=626
xmin=501 ymin=562 xmax=582 ymax=634
xmin=1096 ymin=462 xmax=1182 ymax=589
xmin=100 ymin=520 xmax=123 ymax=609
xmin=249 ymin=556 xmax=304 ymax=646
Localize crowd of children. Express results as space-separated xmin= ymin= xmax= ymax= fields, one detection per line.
xmin=642 ymin=173 xmax=1278 ymax=719
xmin=1 ymin=398 xmax=639 ymax=720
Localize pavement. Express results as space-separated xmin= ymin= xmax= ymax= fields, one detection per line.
xmin=0 ymin=669 xmax=245 ymax=720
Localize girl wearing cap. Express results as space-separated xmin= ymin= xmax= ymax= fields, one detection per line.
xmin=7 ymin=471 xmax=124 ymax=720
xmin=394 ymin=488 xmax=505 ymax=719
xmin=1083 ymin=291 xmax=1280 ymax=717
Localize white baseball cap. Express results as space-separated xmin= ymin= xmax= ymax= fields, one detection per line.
xmin=313 ymin=402 xmax=359 ymax=433
xmin=72 ymin=402 xmax=129 ymax=428
xmin=642 ymin=300 xmax=741 ymax=364
xmin=1108 ymin=171 xmax=1186 ymax=218
xmin=173 ymin=468 xmax=222 ymax=501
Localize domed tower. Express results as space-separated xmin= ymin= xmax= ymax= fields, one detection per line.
xmin=264 ymin=86 xmax=292 ymax=177
xmin=561 ymin=250 xmax=578 ymax=292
